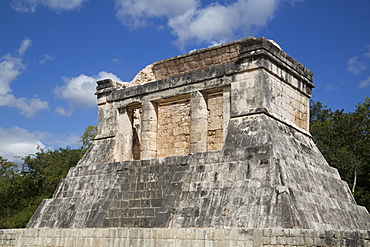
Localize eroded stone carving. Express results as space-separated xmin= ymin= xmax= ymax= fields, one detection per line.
xmin=130 ymin=64 xmax=156 ymax=86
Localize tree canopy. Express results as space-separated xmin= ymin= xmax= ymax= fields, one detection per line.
xmin=78 ymin=125 xmax=98 ymax=151
xmin=0 ymin=147 xmax=84 ymax=228
xmin=310 ymin=97 xmax=370 ymax=210
xmin=0 ymin=125 xmax=97 ymax=228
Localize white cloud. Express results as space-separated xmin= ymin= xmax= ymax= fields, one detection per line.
xmin=10 ymin=0 xmax=87 ymax=13
xmin=364 ymin=45 xmax=370 ymax=58
xmin=0 ymin=126 xmax=46 ymax=163
xmin=359 ymin=76 xmax=370 ymax=88
xmin=54 ymin=71 xmax=121 ymax=114
xmin=0 ymin=40 xmax=49 ymax=117
xmin=39 ymin=54 xmax=55 ymax=64
xmin=0 ymin=126 xmax=80 ymax=164
xmin=43 ymin=0 xmax=87 ymax=10
xmin=18 ymin=38 xmax=32 ymax=56
xmin=56 ymin=106 xmax=74 ymax=116
xmin=170 ymin=0 xmax=279 ymax=48
xmin=0 ymin=94 xmax=49 ymax=118
xmin=347 ymin=56 xmax=366 ymax=75
xmin=115 ymin=0 xmax=286 ymax=49
xmin=0 ymin=55 xmax=24 ymax=95
xmin=168 ymin=3 xmax=237 ymax=47
xmin=325 ymin=83 xmax=340 ymax=91
xmin=55 ymin=74 xmax=97 ymax=108
xmin=115 ymin=0 xmax=199 ymax=28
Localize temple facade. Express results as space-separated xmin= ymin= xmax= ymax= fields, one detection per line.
xmin=17 ymin=37 xmax=370 ymax=246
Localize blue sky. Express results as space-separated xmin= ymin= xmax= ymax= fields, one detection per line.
xmin=0 ymin=0 xmax=369 ymax=163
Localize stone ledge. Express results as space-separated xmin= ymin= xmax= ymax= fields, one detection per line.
xmin=1 ymin=228 xmax=369 ymax=247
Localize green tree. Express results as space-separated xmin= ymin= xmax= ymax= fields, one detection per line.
xmin=0 ymin=146 xmax=85 ymax=229
xmin=0 ymin=157 xmax=36 ymax=228
xmin=78 ymin=125 xmax=97 ymax=151
xmin=310 ymin=97 xmax=370 ymax=210
xmin=0 ymin=125 xmax=97 ymax=228
xmin=22 ymin=147 xmax=83 ymax=197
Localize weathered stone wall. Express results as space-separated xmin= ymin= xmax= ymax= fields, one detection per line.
xmin=84 ymin=37 xmax=314 ymax=165
xmin=207 ymin=92 xmax=224 ymax=151
xmin=157 ymin=99 xmax=191 ymax=157
xmin=232 ymin=60 xmax=310 ymax=131
xmin=1 ymin=228 xmax=369 ymax=247
xmin=152 ymin=41 xmax=240 ymax=80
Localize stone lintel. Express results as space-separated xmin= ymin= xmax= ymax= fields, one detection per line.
xmin=109 ymin=63 xmax=235 ymax=103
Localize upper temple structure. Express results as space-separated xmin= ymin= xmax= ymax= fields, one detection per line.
xmin=27 ymin=37 xmax=370 ymax=231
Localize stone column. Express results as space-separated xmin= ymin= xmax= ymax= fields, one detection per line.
xmin=118 ymin=107 xmax=133 ymax=161
xmin=141 ymin=101 xmax=157 ymax=159
xmin=190 ymin=91 xmax=208 ymax=153
xmin=223 ymin=86 xmax=231 ymax=142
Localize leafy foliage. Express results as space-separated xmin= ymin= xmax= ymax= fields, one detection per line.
xmin=310 ymin=97 xmax=370 ymax=210
xmin=78 ymin=125 xmax=97 ymax=151
xmin=0 ymin=147 xmax=84 ymax=228
xmin=0 ymin=124 xmax=98 ymax=228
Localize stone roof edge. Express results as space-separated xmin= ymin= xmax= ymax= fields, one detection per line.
xmin=152 ymin=36 xmax=255 ymax=65
xmin=152 ymin=36 xmax=314 ymax=83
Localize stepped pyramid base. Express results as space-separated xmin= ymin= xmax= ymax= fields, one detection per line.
xmin=27 ymin=114 xmax=370 ymax=230
xmin=20 ymin=37 xmax=370 ymax=246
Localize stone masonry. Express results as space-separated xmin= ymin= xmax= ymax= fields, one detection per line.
xmin=5 ymin=37 xmax=368 ymax=246
xmin=2 ymin=228 xmax=370 ymax=246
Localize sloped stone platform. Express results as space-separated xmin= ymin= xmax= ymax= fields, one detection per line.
xmin=22 ymin=37 xmax=370 ymax=246
xmin=27 ymin=114 xmax=370 ymax=230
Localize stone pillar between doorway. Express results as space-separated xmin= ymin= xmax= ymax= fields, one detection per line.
xmin=190 ymin=91 xmax=208 ymax=153
xmin=141 ymin=101 xmax=158 ymax=159
xmin=118 ymin=107 xmax=133 ymax=161
xmin=223 ymin=86 xmax=231 ymax=142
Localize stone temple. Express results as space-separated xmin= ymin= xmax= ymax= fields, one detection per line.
xmin=2 ymin=37 xmax=370 ymax=246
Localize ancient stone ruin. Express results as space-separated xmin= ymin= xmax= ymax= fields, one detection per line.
xmin=2 ymin=37 xmax=370 ymax=246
